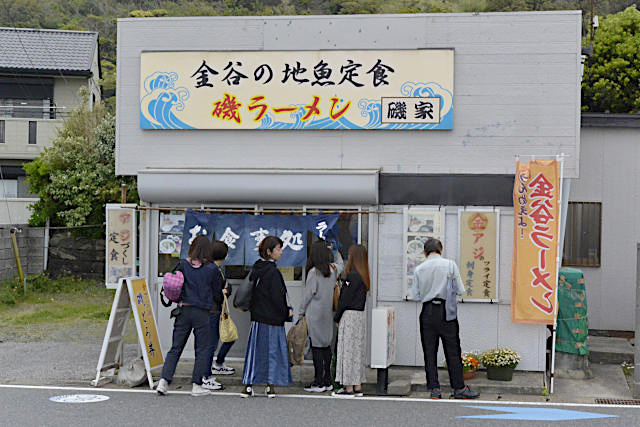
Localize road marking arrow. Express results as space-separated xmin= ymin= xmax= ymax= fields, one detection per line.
xmin=460 ymin=406 xmax=617 ymax=421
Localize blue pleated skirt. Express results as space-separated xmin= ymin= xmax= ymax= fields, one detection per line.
xmin=242 ymin=321 xmax=292 ymax=386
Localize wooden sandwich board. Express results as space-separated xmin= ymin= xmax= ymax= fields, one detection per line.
xmin=92 ymin=277 xmax=163 ymax=389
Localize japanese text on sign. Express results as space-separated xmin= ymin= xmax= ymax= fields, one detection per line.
xmin=511 ymin=159 xmax=561 ymax=324
xmin=140 ymin=50 xmax=454 ymax=130
xmin=106 ymin=205 xmax=136 ymax=288
xmin=459 ymin=211 xmax=498 ymax=301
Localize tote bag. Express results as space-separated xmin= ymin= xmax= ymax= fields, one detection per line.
xmin=219 ymin=295 xmax=239 ymax=343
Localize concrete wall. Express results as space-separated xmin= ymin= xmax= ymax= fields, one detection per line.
xmin=116 ymin=12 xmax=582 ymax=178
xmin=47 ymin=231 xmax=105 ymax=280
xmin=0 ymin=226 xmax=45 ymax=281
xmin=377 ymin=205 xmax=546 ymax=371
xmin=571 ymin=127 xmax=640 ymax=331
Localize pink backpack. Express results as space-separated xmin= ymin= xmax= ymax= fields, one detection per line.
xmin=161 ymin=262 xmax=184 ymax=306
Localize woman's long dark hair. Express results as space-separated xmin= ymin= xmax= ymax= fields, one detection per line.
xmin=188 ymin=235 xmax=210 ymax=264
xmin=306 ymin=240 xmax=331 ymax=278
xmin=345 ymin=244 xmax=370 ymax=292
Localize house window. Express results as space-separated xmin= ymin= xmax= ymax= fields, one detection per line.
xmin=28 ymin=121 xmax=37 ymax=144
xmin=562 ymin=202 xmax=601 ymax=267
xmin=0 ymin=98 xmax=52 ymax=118
xmin=0 ymin=120 xmax=4 ymax=143
xmin=0 ymin=179 xmax=18 ymax=198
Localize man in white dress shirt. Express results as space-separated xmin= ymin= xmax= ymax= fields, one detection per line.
xmin=409 ymin=238 xmax=479 ymax=400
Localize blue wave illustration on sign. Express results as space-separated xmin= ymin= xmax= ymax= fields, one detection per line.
xmin=256 ymin=81 xmax=453 ymax=130
xmin=140 ymin=72 xmax=194 ymax=129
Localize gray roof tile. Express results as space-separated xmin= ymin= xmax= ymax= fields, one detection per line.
xmin=0 ymin=27 xmax=98 ymax=72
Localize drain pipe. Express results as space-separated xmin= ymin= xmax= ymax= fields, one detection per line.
xmin=634 ymin=243 xmax=640 ymax=398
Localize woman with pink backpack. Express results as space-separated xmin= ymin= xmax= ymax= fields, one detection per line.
xmin=156 ymin=235 xmax=223 ymax=397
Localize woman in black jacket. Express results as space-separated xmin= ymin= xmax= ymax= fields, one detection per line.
xmin=332 ymin=244 xmax=370 ymax=398
xmin=240 ymin=236 xmax=293 ymax=398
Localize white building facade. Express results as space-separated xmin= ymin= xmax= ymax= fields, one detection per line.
xmin=116 ymin=12 xmax=582 ymax=371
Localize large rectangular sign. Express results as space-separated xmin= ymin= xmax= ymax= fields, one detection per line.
xmin=459 ymin=210 xmax=499 ymax=301
xmin=105 ymin=204 xmax=136 ymax=289
xmin=511 ymin=159 xmax=561 ymax=324
xmin=140 ymin=50 xmax=453 ymax=130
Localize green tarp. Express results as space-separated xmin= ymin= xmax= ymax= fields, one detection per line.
xmin=556 ymin=267 xmax=589 ymax=355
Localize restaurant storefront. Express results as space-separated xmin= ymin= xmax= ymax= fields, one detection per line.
xmin=115 ymin=11 xmax=582 ymax=370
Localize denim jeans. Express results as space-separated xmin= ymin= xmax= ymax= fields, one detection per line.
xmin=206 ymin=312 xmax=236 ymax=375
xmin=161 ymin=305 xmax=210 ymax=385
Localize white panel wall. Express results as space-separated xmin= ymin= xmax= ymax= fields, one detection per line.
xmin=53 ymin=78 xmax=85 ymax=113
xmin=570 ymin=127 xmax=640 ymax=331
xmin=377 ymin=205 xmax=546 ymax=370
xmin=116 ymin=12 xmax=581 ymax=178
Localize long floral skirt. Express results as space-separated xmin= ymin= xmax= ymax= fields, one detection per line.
xmin=335 ymin=310 xmax=366 ymax=386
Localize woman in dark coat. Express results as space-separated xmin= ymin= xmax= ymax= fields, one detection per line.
xmin=157 ymin=235 xmax=219 ymax=397
xmin=241 ymin=236 xmax=293 ymax=398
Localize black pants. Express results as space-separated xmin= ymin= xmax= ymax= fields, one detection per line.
xmin=311 ymin=346 xmax=332 ymax=386
xmin=419 ymin=301 xmax=465 ymax=391
xmin=161 ymin=305 xmax=210 ymax=385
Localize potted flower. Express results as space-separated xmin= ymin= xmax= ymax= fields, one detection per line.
xmin=461 ymin=353 xmax=480 ymax=380
xmin=479 ymin=347 xmax=521 ymax=381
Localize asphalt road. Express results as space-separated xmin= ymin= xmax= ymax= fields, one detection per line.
xmin=1 ymin=385 xmax=639 ymax=427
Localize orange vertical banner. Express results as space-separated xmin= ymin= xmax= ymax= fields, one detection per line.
xmin=511 ymin=159 xmax=560 ymax=324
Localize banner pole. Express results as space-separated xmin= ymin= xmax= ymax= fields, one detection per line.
xmin=549 ymin=153 xmax=565 ymax=394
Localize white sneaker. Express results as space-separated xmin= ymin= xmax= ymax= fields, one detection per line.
xmin=156 ymin=378 xmax=168 ymax=395
xmin=201 ymin=376 xmax=223 ymax=390
xmin=191 ymin=383 xmax=212 ymax=396
xmin=304 ymin=383 xmax=325 ymax=393
xmin=212 ymin=363 xmax=235 ymax=375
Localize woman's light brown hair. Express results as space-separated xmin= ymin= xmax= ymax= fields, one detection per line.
xmin=345 ymin=244 xmax=370 ymax=292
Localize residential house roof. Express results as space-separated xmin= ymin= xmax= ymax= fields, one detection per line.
xmin=0 ymin=27 xmax=99 ymax=77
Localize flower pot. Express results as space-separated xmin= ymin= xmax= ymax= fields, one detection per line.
xmin=463 ymin=370 xmax=476 ymax=381
xmin=486 ymin=366 xmax=515 ymax=381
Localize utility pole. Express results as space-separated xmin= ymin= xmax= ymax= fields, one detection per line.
xmin=635 ymin=244 xmax=640 ymax=398
xmin=590 ymin=0 xmax=595 ymax=44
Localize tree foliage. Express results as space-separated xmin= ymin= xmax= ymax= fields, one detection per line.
xmin=582 ymin=6 xmax=640 ymax=113
xmin=24 ymin=88 xmax=138 ymax=237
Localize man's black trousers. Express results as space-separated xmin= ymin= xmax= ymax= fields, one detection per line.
xmin=419 ymin=301 xmax=465 ymax=391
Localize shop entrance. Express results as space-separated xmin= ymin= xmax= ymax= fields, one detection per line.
xmin=151 ymin=205 xmax=368 ymax=360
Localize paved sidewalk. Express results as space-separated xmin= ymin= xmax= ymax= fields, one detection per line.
xmin=0 ymin=340 xmax=634 ymax=404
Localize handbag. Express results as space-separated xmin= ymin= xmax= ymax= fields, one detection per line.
xmin=161 ymin=261 xmax=184 ymax=307
xmin=233 ymin=272 xmax=257 ymax=312
xmin=219 ymin=294 xmax=239 ymax=343
xmin=445 ymin=260 xmax=458 ymax=321
xmin=287 ymin=316 xmax=308 ymax=366
xmin=332 ymin=282 xmax=341 ymax=312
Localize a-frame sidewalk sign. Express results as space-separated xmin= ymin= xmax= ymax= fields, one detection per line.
xmin=92 ymin=277 xmax=163 ymax=389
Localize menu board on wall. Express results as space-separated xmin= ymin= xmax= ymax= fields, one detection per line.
xmin=403 ymin=208 xmax=444 ymax=297
xmin=458 ymin=210 xmax=499 ymax=302
xmin=159 ymin=212 xmax=184 ymax=256
xmin=105 ymin=204 xmax=137 ymax=289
